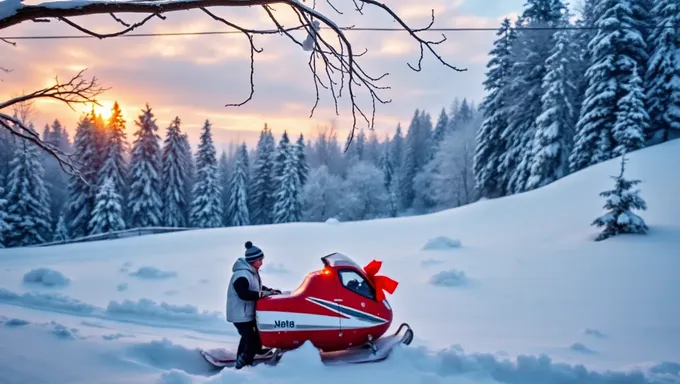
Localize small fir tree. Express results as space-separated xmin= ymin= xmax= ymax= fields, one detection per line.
xmin=591 ymin=155 xmax=648 ymax=241
xmin=89 ymin=177 xmax=126 ymax=235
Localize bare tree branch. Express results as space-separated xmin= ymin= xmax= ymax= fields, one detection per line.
xmin=0 ymin=0 xmax=465 ymax=154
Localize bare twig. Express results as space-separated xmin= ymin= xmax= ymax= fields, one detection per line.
xmin=0 ymin=0 xmax=465 ymax=151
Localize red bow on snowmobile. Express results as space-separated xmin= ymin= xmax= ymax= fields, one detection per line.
xmin=363 ymin=260 xmax=398 ymax=302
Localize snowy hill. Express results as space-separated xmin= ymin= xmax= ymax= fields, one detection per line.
xmin=0 ymin=140 xmax=679 ymax=384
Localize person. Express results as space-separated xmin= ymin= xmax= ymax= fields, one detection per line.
xmin=226 ymin=241 xmax=281 ymax=369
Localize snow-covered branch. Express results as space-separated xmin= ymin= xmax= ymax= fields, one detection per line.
xmin=0 ymin=0 xmax=465 ymax=151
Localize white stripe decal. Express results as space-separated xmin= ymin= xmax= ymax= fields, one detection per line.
xmin=257 ymin=310 xmax=341 ymax=331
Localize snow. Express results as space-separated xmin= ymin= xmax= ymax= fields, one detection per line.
xmin=429 ymin=269 xmax=468 ymax=287
xmin=422 ymin=236 xmax=462 ymax=250
xmin=22 ymin=267 xmax=71 ymax=287
xmin=128 ymin=266 xmax=178 ymax=279
xmin=0 ymin=0 xmax=22 ymax=19
xmin=0 ymin=140 xmax=679 ymax=382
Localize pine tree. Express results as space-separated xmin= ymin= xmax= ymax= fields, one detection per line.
xmin=503 ymin=0 xmax=567 ymax=194
xmin=613 ymin=66 xmax=648 ymax=157
xmin=389 ymin=124 xmax=405 ymax=172
xmin=64 ymin=115 xmax=99 ymax=238
xmin=4 ymin=133 xmax=52 ymax=246
xmin=179 ymin=133 xmax=195 ymax=224
xmin=219 ymin=151 xmax=231 ymax=226
xmin=592 ymin=155 xmax=648 ymax=241
xmin=474 ymin=18 xmax=516 ymax=198
xmin=380 ymin=147 xmax=398 ymax=217
xmin=227 ymin=143 xmax=250 ymax=226
xmin=52 ymin=212 xmax=68 ymax=242
xmin=526 ymin=15 xmax=580 ymax=190
xmin=644 ymin=0 xmax=680 ymax=142
xmin=127 ymin=104 xmax=163 ymax=228
xmin=0 ymin=187 xmax=9 ymax=248
xmin=98 ymin=101 xmax=129 ymax=204
xmin=569 ymin=0 xmax=649 ymax=172
xmin=273 ymin=142 xmax=302 ymax=223
xmin=161 ymin=116 xmax=188 ymax=227
xmin=190 ymin=119 xmax=223 ymax=228
xmin=89 ymin=177 xmax=125 ymax=235
xmin=295 ymin=133 xmax=310 ymax=188
xmin=430 ymin=108 xmax=449 ymax=158
xmin=42 ymin=119 xmax=71 ymax=226
xmin=248 ymin=124 xmax=276 ymax=225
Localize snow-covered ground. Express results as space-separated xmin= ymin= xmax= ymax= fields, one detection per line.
xmin=1 ymin=140 xmax=679 ymax=383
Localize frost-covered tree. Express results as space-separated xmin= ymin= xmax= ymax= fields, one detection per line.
xmin=364 ymin=132 xmax=381 ymax=166
xmin=89 ymin=177 xmax=126 ymax=235
xmin=379 ymin=147 xmax=398 ymax=217
xmin=52 ymin=212 xmax=68 ymax=242
xmin=219 ymin=151 xmax=231 ymax=226
xmin=190 ymin=119 xmax=223 ymax=228
xmin=613 ymin=66 xmax=648 ymax=156
xmin=226 ymin=143 xmax=250 ymax=227
xmin=273 ymin=131 xmax=291 ymax=187
xmin=644 ymin=0 xmax=680 ymax=143
xmin=430 ymin=108 xmax=449 ymax=158
xmin=569 ymin=0 xmax=649 ymax=172
xmin=295 ymin=133 xmax=309 ymax=188
xmin=41 ymin=119 xmax=71 ymax=226
xmin=592 ymin=155 xmax=648 ymax=241
xmin=0 ymin=187 xmax=9 ymax=248
xmin=248 ymin=124 xmax=276 ymax=225
xmin=389 ymin=123 xmax=405 ymax=172
xmin=526 ymin=15 xmax=580 ymax=190
xmin=179 ymin=132 xmax=195 ymax=222
xmin=301 ymin=165 xmax=344 ymax=221
xmin=127 ymin=104 xmax=163 ymax=228
xmin=341 ymin=161 xmax=389 ymax=221
xmin=160 ymin=116 xmax=188 ymax=227
xmin=503 ymin=0 xmax=567 ymax=194
xmin=273 ymin=141 xmax=302 ymax=224
xmin=3 ymin=134 xmax=52 ymax=246
xmin=474 ymin=18 xmax=516 ymax=198
xmin=98 ymin=101 xmax=129 ymax=206
xmin=64 ymin=115 xmax=98 ymax=238
xmin=398 ymin=109 xmax=431 ymax=209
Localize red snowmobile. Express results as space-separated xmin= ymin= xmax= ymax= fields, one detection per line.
xmin=201 ymin=252 xmax=414 ymax=368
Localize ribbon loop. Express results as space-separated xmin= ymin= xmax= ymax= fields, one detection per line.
xmin=363 ymin=259 xmax=398 ymax=302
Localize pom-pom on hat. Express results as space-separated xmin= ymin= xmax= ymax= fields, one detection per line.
xmin=244 ymin=241 xmax=264 ymax=263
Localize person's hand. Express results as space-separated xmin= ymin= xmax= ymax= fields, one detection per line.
xmin=271 ymin=289 xmax=282 ymax=295
xmin=259 ymin=290 xmax=274 ymax=298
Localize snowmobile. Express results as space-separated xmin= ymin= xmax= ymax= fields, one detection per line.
xmin=200 ymin=252 xmax=414 ymax=368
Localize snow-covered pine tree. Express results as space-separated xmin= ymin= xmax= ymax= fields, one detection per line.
xmin=226 ymin=143 xmax=250 ymax=226
xmin=503 ymin=0 xmax=567 ymax=194
xmin=569 ymin=0 xmax=649 ymax=172
xmin=364 ymin=132 xmax=381 ymax=166
xmin=189 ymin=119 xmax=223 ymax=228
xmin=90 ymin=109 xmax=108 ymax=172
xmin=179 ymin=132 xmax=195 ymax=223
xmin=572 ymin=0 xmax=598 ymax=118
xmin=160 ymin=116 xmax=188 ymax=227
xmin=526 ymin=13 xmax=581 ymax=190
xmin=644 ymin=0 xmax=680 ymax=143
xmin=341 ymin=161 xmax=390 ymax=221
xmin=0 ymin=122 xmax=17 ymax=189
xmin=272 ymin=141 xmax=302 ymax=224
xmin=41 ymin=119 xmax=71 ymax=226
xmin=295 ymin=133 xmax=309 ymax=188
xmin=389 ymin=123 xmax=404 ymax=172
xmin=613 ymin=65 xmax=648 ymax=156
xmin=52 ymin=212 xmax=68 ymax=242
xmin=3 ymin=131 xmax=52 ymax=246
xmin=430 ymin=108 xmax=449 ymax=159
xmin=380 ymin=147 xmax=398 ymax=217
xmin=127 ymin=104 xmax=163 ymax=228
xmin=474 ymin=18 xmax=516 ymax=198
xmin=98 ymin=101 xmax=129 ymax=222
xmin=300 ymin=165 xmax=344 ymax=222
xmin=398 ymin=109 xmax=431 ymax=210
xmin=219 ymin=151 xmax=231 ymax=226
xmin=89 ymin=177 xmax=125 ymax=235
xmin=64 ymin=115 xmax=99 ymax=238
xmin=0 ymin=187 xmax=9 ymax=248
xmin=592 ymin=154 xmax=648 ymax=241
xmin=272 ymin=130 xmax=291 ymax=192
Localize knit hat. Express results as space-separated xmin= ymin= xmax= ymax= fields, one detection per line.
xmin=244 ymin=241 xmax=264 ymax=263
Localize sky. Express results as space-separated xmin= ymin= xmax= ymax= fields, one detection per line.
xmin=0 ymin=0 xmax=545 ymax=153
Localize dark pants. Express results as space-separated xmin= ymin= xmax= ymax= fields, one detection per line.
xmin=234 ymin=320 xmax=263 ymax=367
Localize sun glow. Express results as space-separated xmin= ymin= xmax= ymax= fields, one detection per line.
xmin=81 ymin=100 xmax=117 ymax=122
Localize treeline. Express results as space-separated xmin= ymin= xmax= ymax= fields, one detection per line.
xmin=473 ymin=0 xmax=679 ymax=198
xmin=0 ymin=98 xmax=482 ymax=248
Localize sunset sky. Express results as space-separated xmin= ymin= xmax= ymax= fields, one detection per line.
xmin=0 ymin=0 xmax=549 ymax=152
